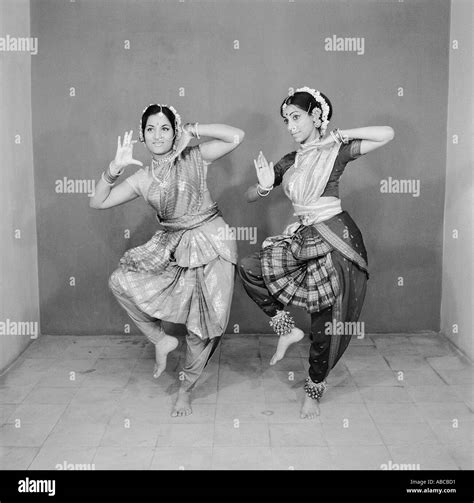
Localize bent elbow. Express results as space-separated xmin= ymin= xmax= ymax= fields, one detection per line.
xmin=89 ymin=199 xmax=101 ymax=209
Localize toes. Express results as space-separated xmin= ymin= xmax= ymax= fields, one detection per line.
xmin=171 ymin=407 xmax=192 ymax=417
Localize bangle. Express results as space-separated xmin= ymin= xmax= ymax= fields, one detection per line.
xmin=184 ymin=122 xmax=200 ymax=139
xmin=102 ymin=171 xmax=117 ymax=186
xmin=257 ymin=184 xmax=272 ymax=197
xmin=335 ymin=128 xmax=349 ymax=144
xmin=330 ymin=130 xmax=341 ymax=144
xmin=102 ymin=166 xmax=121 ymax=185
xmin=257 ymin=182 xmax=273 ymax=192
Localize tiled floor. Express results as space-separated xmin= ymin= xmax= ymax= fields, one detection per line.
xmin=0 ymin=333 xmax=472 ymax=470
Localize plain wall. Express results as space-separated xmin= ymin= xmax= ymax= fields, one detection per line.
xmin=0 ymin=0 xmax=40 ymax=372
xmin=30 ymin=0 xmax=451 ymax=336
xmin=440 ymin=0 xmax=473 ymax=360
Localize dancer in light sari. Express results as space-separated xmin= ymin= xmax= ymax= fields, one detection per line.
xmin=239 ymin=87 xmax=393 ymax=418
xmin=90 ymin=104 xmax=244 ymax=416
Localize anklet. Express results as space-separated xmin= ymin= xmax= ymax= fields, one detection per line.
xmin=304 ymin=377 xmax=327 ymax=400
xmin=269 ymin=310 xmax=295 ymax=337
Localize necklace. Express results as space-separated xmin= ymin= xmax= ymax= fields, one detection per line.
xmin=151 ymin=156 xmax=175 ymax=187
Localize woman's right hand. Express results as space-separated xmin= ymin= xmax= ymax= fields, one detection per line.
xmin=254 ymin=151 xmax=274 ymax=189
xmin=110 ymin=130 xmax=143 ymax=175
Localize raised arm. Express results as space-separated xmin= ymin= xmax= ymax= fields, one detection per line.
xmin=339 ymin=126 xmax=394 ymax=154
xmin=90 ymin=130 xmax=143 ymax=210
xmin=245 ymin=151 xmax=275 ymax=203
xmin=192 ymin=124 xmax=245 ymax=163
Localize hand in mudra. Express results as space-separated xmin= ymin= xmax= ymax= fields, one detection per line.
xmin=111 ymin=130 xmax=143 ymax=174
xmin=254 ymin=151 xmax=274 ymax=189
xmin=173 ymin=126 xmax=194 ymax=156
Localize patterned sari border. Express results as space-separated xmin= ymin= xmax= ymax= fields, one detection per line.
xmin=315 ymin=222 xmax=368 ymax=272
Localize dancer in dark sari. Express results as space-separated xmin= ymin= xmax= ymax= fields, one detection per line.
xmin=239 ymin=87 xmax=394 ymax=418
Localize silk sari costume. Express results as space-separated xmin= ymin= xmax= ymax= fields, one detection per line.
xmin=239 ymin=139 xmax=368 ymax=393
xmin=109 ymin=145 xmax=237 ymax=391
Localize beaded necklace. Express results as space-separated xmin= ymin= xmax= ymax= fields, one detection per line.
xmin=151 ymin=153 xmax=176 ymax=187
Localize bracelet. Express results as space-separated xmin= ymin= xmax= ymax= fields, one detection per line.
xmin=108 ymin=162 xmax=124 ymax=177
xmin=184 ymin=122 xmax=200 ymax=139
xmin=330 ymin=130 xmax=341 ymax=145
xmin=102 ymin=171 xmax=117 ymax=186
xmin=102 ymin=165 xmax=121 ymax=185
xmin=257 ymin=184 xmax=272 ymax=197
xmin=257 ymin=182 xmax=273 ymax=192
xmin=335 ymin=128 xmax=349 ymax=144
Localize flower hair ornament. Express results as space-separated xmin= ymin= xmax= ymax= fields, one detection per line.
xmin=282 ymin=86 xmax=331 ymax=136
xmin=138 ymin=103 xmax=182 ymax=143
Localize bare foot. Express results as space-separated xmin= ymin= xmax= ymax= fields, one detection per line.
xmin=270 ymin=327 xmax=304 ymax=365
xmin=300 ymin=394 xmax=320 ymax=419
xmin=153 ymin=335 xmax=179 ymax=379
xmin=171 ymin=387 xmax=192 ymax=417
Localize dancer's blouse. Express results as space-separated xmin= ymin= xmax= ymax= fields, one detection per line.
xmin=271 ymin=139 xmax=362 ymax=227
xmin=119 ymin=145 xmax=237 ymax=273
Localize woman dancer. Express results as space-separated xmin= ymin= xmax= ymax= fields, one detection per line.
xmin=90 ymin=104 xmax=244 ymax=416
xmin=239 ymin=87 xmax=393 ymax=419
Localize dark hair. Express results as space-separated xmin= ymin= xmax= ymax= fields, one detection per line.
xmin=141 ymin=104 xmax=177 ymax=138
xmin=280 ymin=91 xmax=333 ymax=123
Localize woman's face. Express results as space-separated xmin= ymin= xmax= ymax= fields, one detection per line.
xmin=144 ymin=113 xmax=175 ymax=156
xmin=282 ymin=104 xmax=319 ymax=144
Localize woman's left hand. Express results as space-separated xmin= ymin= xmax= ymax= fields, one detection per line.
xmin=172 ymin=126 xmax=194 ymax=156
